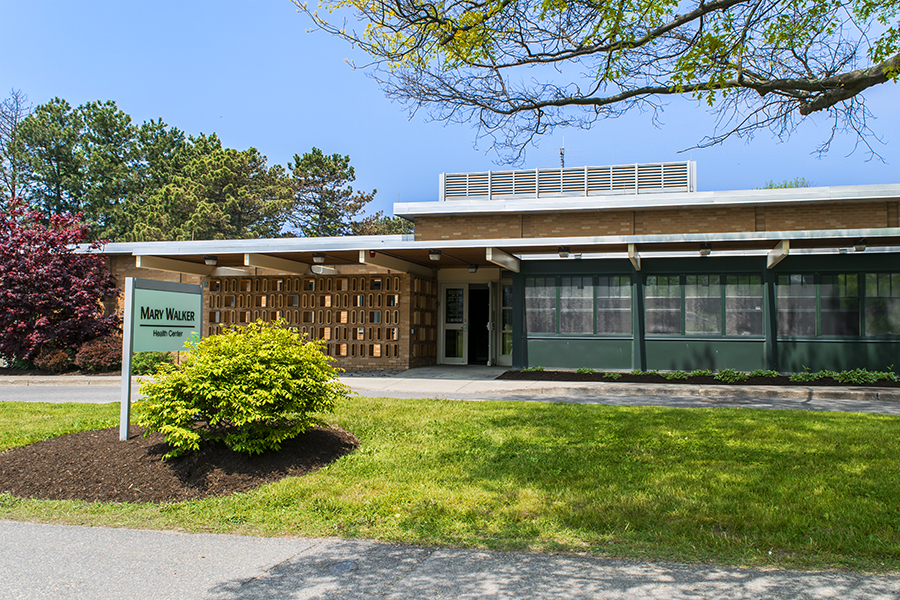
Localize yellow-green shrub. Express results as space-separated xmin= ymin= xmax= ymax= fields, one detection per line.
xmin=137 ymin=320 xmax=351 ymax=458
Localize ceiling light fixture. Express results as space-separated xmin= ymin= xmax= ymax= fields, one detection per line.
xmin=428 ymin=249 xmax=441 ymax=261
xmin=558 ymin=246 xmax=570 ymax=259
xmin=204 ymin=255 xmax=218 ymax=266
xmin=312 ymin=253 xmax=326 ymax=264
xmin=468 ymin=265 xmax=478 ymax=273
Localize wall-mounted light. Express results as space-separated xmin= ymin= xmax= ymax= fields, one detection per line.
xmin=558 ymin=246 xmax=570 ymax=258
xmin=428 ymin=249 xmax=441 ymax=261
xmin=312 ymin=253 xmax=326 ymax=264
xmin=468 ymin=265 xmax=478 ymax=273
xmin=204 ymin=255 xmax=218 ymax=266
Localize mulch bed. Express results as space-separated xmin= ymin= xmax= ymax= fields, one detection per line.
xmin=0 ymin=425 xmax=359 ymax=504
xmin=498 ymin=370 xmax=900 ymax=387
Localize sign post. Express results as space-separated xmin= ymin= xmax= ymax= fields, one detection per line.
xmin=120 ymin=278 xmax=203 ymax=440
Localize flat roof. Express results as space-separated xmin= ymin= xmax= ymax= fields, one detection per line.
xmin=394 ymin=183 xmax=900 ymax=218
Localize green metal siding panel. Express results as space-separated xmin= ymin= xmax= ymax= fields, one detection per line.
xmin=645 ymin=339 xmax=766 ymax=371
xmin=526 ymin=338 xmax=633 ymax=370
xmin=777 ymin=340 xmax=900 ymax=372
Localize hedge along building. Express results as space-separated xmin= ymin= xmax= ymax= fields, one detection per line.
xmin=99 ymin=161 xmax=900 ymax=372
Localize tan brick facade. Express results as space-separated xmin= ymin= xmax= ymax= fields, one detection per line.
xmin=415 ymin=201 xmax=897 ymax=240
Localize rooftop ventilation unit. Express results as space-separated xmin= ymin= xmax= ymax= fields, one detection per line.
xmin=439 ymin=161 xmax=696 ymax=201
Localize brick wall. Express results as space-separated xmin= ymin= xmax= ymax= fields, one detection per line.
xmin=414 ymin=201 xmax=897 ymax=240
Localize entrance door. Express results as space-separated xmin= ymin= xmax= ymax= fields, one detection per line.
xmin=442 ymin=285 xmax=467 ymax=364
xmin=440 ymin=283 xmax=492 ymax=365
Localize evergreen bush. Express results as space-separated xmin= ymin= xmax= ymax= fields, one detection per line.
xmin=137 ymin=320 xmax=351 ymax=458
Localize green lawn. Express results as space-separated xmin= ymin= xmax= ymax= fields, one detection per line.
xmin=1 ymin=397 xmax=899 ymax=572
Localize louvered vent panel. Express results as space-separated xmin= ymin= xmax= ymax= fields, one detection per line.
xmin=561 ymin=168 xmax=585 ymax=193
xmin=662 ymin=163 xmax=688 ymax=188
xmin=491 ymin=171 xmax=514 ymax=196
xmin=444 ymin=174 xmax=469 ymax=198
xmin=467 ymin=173 xmax=490 ymax=196
xmin=611 ymin=165 xmax=637 ymax=191
xmin=586 ymin=166 xmax=613 ymax=192
xmin=637 ymin=164 xmax=663 ymax=191
xmin=537 ymin=170 xmax=561 ymax=194
xmin=513 ymin=170 xmax=536 ymax=195
xmin=439 ymin=161 xmax=694 ymax=200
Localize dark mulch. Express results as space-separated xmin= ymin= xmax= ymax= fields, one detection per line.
xmin=0 ymin=425 xmax=359 ymax=504
xmin=498 ymin=370 xmax=900 ymax=387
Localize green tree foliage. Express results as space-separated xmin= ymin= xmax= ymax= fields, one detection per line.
xmin=7 ymin=91 xmax=391 ymax=241
xmin=288 ymin=147 xmax=378 ymax=237
xmin=350 ymin=214 xmax=414 ymax=235
xmin=129 ymin=144 xmax=292 ymax=241
xmin=760 ymin=177 xmax=813 ymax=189
xmin=17 ymin=98 xmax=86 ymax=215
xmin=301 ymin=0 xmax=900 ymax=161
xmin=137 ymin=320 xmax=351 ymax=458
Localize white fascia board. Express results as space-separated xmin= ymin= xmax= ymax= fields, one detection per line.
xmin=353 ymin=227 xmax=900 ymax=251
xmin=103 ymin=227 xmax=900 ymax=259
xmin=393 ymin=183 xmax=900 ymax=218
xmin=101 ymin=235 xmax=412 ymax=257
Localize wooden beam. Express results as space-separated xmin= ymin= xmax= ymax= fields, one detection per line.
xmin=358 ymin=250 xmax=434 ymax=278
xmin=485 ymin=247 xmax=520 ymax=273
xmin=135 ymin=255 xmax=213 ymax=277
xmin=767 ymin=240 xmax=789 ymax=269
xmin=244 ymin=253 xmax=310 ymax=274
xmin=628 ymin=244 xmax=641 ymax=271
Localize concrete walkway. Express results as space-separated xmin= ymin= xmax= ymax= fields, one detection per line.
xmin=3 ymin=521 xmax=899 ymax=600
xmin=2 ymin=366 xmax=899 ymax=414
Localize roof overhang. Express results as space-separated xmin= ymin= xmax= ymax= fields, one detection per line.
xmin=87 ymin=227 xmax=900 ymax=276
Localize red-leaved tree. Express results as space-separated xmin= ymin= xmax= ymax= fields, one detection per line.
xmin=0 ymin=198 xmax=119 ymax=362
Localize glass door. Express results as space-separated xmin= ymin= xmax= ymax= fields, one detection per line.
xmin=442 ymin=284 xmax=467 ymax=364
xmin=497 ymin=282 xmax=513 ymax=366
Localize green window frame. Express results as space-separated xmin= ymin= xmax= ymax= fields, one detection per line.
xmin=865 ymin=273 xmax=900 ymax=336
xmin=524 ymin=275 xmax=632 ymax=337
xmin=646 ymin=273 xmax=764 ymax=337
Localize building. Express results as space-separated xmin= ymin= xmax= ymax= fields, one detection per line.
xmin=101 ymin=161 xmax=900 ymax=372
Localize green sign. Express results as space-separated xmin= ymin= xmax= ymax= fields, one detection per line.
xmin=132 ymin=286 xmax=203 ymax=352
xmin=120 ymin=277 xmax=203 ymax=441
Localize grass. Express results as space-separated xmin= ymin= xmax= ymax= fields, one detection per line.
xmin=2 ymin=397 xmax=900 ymax=572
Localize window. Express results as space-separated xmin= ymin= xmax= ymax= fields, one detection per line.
xmin=525 ymin=277 xmax=556 ymax=334
xmin=685 ymin=275 xmax=721 ymax=334
xmin=645 ymin=275 xmax=681 ymax=334
xmin=559 ymin=276 xmax=593 ymax=334
xmin=866 ymin=273 xmax=900 ymax=335
xmin=820 ymin=274 xmax=859 ymax=336
xmin=725 ymin=275 xmax=764 ymax=335
xmin=596 ymin=276 xmax=632 ymax=334
xmin=777 ymin=274 xmax=816 ymax=336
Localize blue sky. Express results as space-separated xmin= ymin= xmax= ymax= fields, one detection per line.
xmin=2 ymin=0 xmax=898 ymax=218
